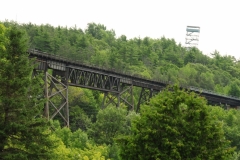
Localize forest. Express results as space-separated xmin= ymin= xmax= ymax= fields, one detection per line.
xmin=1 ymin=21 xmax=240 ymax=159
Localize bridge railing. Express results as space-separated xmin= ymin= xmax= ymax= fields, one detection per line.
xmin=28 ymin=49 xmax=240 ymax=101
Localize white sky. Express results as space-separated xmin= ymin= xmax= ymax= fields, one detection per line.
xmin=1 ymin=0 xmax=239 ymax=59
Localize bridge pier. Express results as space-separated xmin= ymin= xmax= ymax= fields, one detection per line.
xmin=44 ymin=71 xmax=69 ymax=127
xmin=136 ymin=87 xmax=152 ymax=112
xmin=136 ymin=87 xmax=159 ymax=112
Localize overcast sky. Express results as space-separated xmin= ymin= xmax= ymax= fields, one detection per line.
xmin=1 ymin=0 xmax=239 ymax=59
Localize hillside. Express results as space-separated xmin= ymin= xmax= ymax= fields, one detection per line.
xmin=3 ymin=21 xmax=239 ymax=96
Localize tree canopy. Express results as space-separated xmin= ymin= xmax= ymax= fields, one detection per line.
xmin=117 ymin=85 xmax=234 ymax=159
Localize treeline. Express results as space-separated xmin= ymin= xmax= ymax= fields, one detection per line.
xmin=2 ymin=21 xmax=240 ymax=97
xmin=1 ymin=21 xmax=240 ymax=159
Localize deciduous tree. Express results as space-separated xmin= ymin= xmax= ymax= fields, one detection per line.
xmin=117 ymin=85 xmax=234 ymax=160
xmin=88 ymin=105 xmax=128 ymax=145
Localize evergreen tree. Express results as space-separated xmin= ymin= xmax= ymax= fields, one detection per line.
xmin=0 ymin=25 xmax=56 ymax=159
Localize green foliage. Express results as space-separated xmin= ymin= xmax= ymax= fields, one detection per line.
xmin=70 ymin=106 xmax=92 ymax=132
xmin=0 ymin=24 xmax=7 ymax=52
xmin=67 ymin=87 xmax=99 ymax=131
xmin=88 ymin=105 xmax=128 ymax=145
xmin=0 ymin=25 xmax=56 ymax=159
xmin=209 ymin=107 xmax=240 ymax=151
xmin=87 ymin=106 xmax=139 ymax=160
xmin=54 ymin=126 xmax=88 ymax=150
xmin=117 ymin=85 xmax=234 ymax=160
xmin=50 ymin=121 xmax=110 ymax=159
xmin=228 ymin=81 xmax=240 ymax=97
xmin=211 ymin=50 xmax=236 ymax=71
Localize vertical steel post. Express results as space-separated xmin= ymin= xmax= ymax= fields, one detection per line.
xmin=44 ymin=71 xmax=49 ymax=120
xmin=131 ymin=84 xmax=134 ymax=110
xmin=117 ymin=93 xmax=120 ymax=107
xmin=102 ymin=92 xmax=108 ymax=109
xmin=136 ymin=87 xmax=144 ymax=112
xmin=65 ymin=68 xmax=69 ymax=127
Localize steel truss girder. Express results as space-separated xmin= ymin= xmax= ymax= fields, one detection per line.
xmin=45 ymin=72 xmax=69 ymax=127
xmin=102 ymin=84 xmax=134 ymax=110
xmin=68 ymin=67 xmax=120 ymax=92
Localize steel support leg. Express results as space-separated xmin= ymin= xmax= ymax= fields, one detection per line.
xmin=119 ymin=84 xmax=134 ymax=110
xmin=44 ymin=72 xmax=69 ymax=127
xmin=136 ymin=87 xmax=154 ymax=112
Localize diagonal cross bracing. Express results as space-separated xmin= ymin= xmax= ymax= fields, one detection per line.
xmin=45 ymin=72 xmax=69 ymax=127
xmin=101 ymin=84 xmax=134 ymax=110
xmin=68 ymin=67 xmax=121 ymax=93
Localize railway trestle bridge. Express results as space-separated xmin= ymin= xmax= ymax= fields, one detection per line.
xmin=29 ymin=49 xmax=240 ymax=127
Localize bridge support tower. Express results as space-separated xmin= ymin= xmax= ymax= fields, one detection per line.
xmin=44 ymin=71 xmax=69 ymax=127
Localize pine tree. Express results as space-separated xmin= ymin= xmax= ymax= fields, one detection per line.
xmin=0 ymin=25 xmax=56 ymax=159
